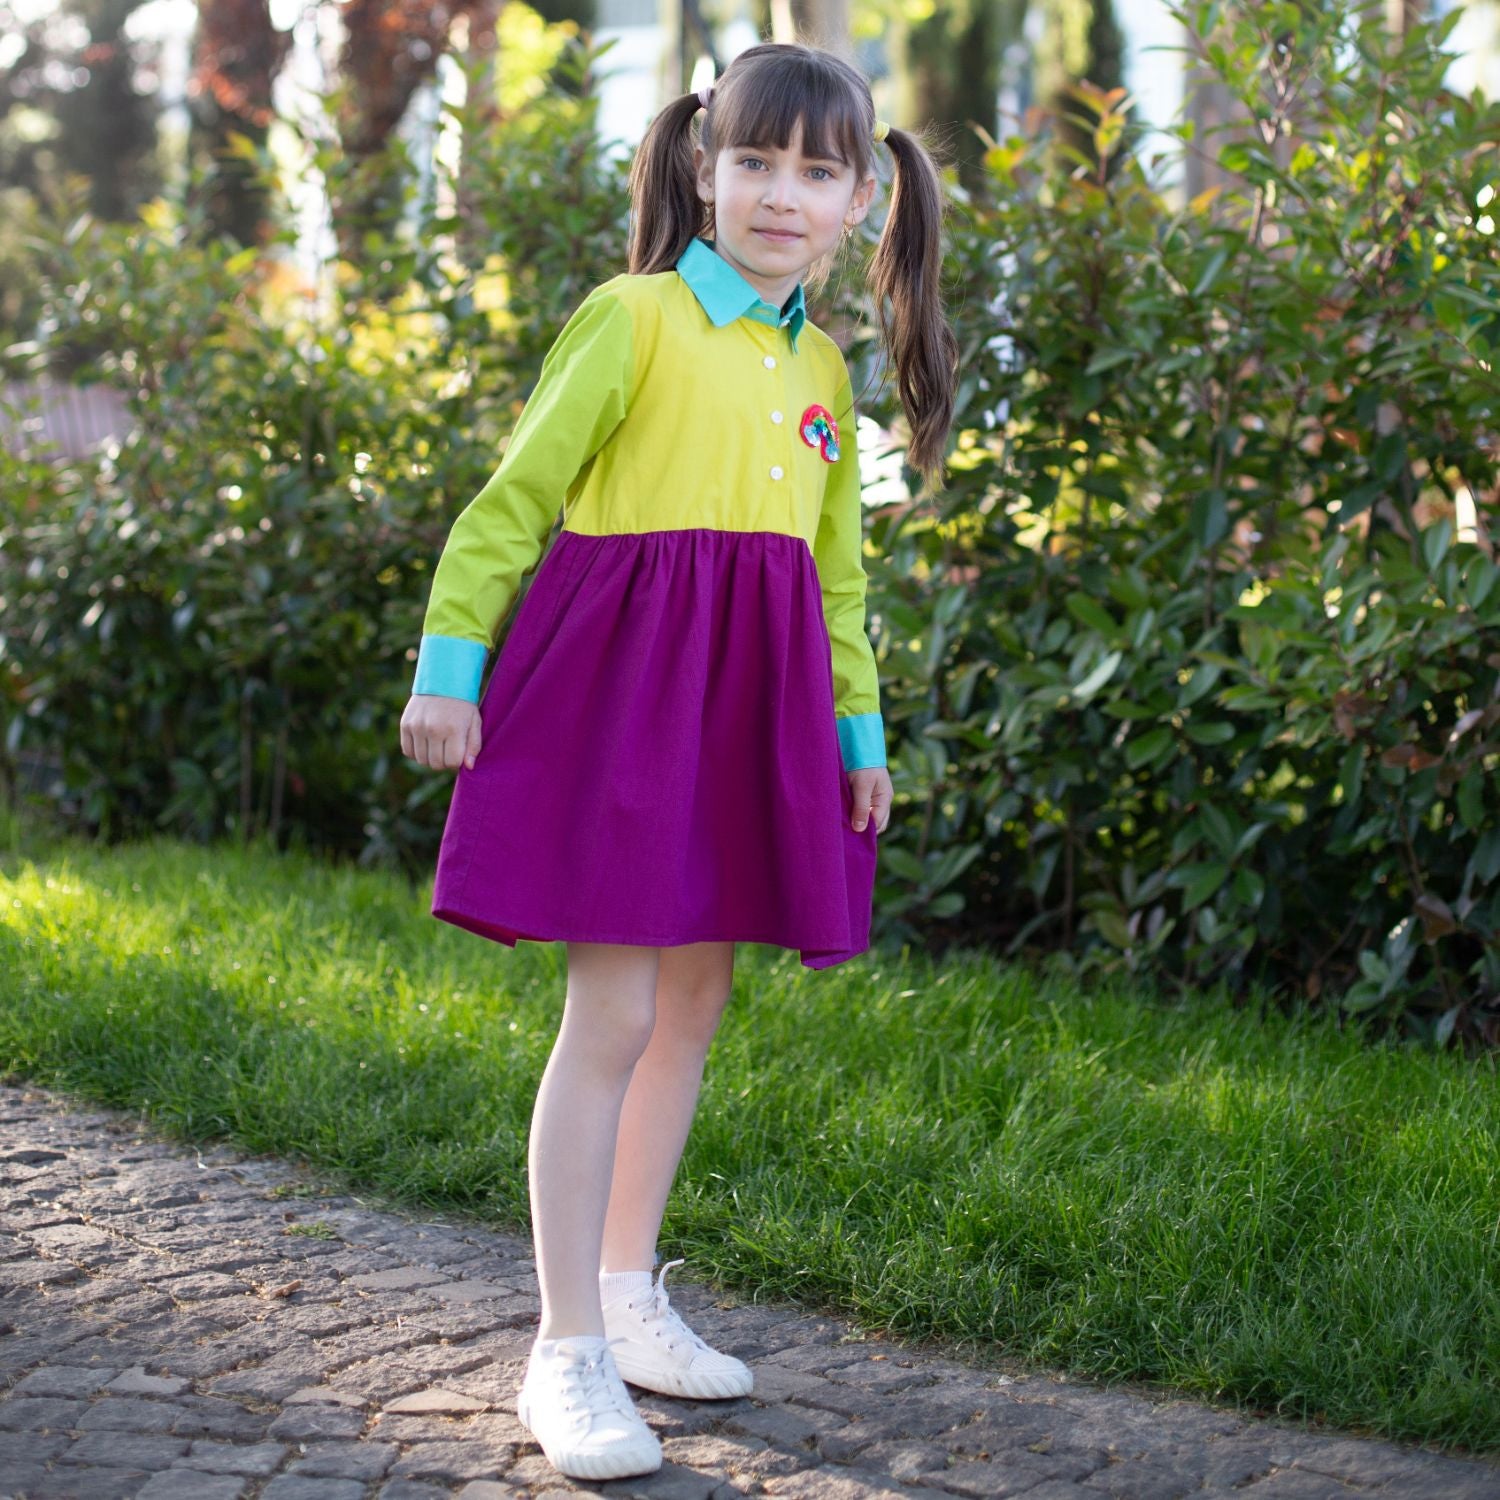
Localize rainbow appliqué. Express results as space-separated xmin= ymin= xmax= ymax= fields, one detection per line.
xmin=799 ymin=404 xmax=840 ymax=463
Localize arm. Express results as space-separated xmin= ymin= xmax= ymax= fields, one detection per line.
xmin=812 ymin=366 xmax=886 ymax=772
xmin=412 ymin=285 xmax=636 ymax=701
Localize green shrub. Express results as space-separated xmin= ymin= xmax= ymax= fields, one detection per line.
xmin=836 ymin=0 xmax=1500 ymax=1044
xmin=1 ymin=21 xmax=629 ymax=869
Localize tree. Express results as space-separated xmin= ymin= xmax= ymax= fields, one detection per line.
xmin=0 ymin=0 xmax=161 ymax=219
xmin=888 ymin=0 xmax=1126 ymax=197
xmin=188 ymin=0 xmax=292 ymax=246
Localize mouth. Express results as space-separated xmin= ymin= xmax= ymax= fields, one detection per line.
xmin=753 ymin=229 xmax=802 ymax=242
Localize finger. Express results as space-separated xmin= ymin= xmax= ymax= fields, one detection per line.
xmin=444 ymin=729 xmax=466 ymax=773
xmin=850 ymin=783 xmax=874 ymax=832
xmin=464 ymin=714 xmax=482 ymax=771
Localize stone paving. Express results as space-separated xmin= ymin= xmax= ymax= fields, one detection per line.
xmin=1 ymin=1080 xmax=1497 ymax=1500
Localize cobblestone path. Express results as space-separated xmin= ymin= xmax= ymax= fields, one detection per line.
xmin=2 ymin=1081 xmax=1496 ymax=1500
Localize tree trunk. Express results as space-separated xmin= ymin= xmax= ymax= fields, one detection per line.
xmin=333 ymin=0 xmax=465 ymax=259
xmin=1386 ymin=0 xmax=1428 ymax=35
xmin=1032 ymin=0 xmax=1127 ymax=181
xmin=54 ymin=0 xmax=163 ymax=221
xmin=454 ymin=0 xmax=504 ymax=264
xmin=788 ymin=0 xmax=852 ymax=56
xmin=892 ymin=0 xmax=1016 ymax=195
xmin=188 ymin=0 xmax=290 ymax=245
xmin=891 ymin=0 xmax=1124 ymax=199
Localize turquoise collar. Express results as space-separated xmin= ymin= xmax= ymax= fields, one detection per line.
xmin=676 ymin=236 xmax=805 ymax=352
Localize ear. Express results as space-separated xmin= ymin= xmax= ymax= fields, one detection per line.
xmin=844 ymin=170 xmax=878 ymax=228
xmin=693 ymin=144 xmax=715 ymax=206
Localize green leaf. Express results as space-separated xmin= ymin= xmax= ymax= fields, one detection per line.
xmin=1065 ymin=592 xmax=1118 ymax=635
xmin=1421 ymin=518 xmax=1452 ymax=574
xmin=1177 ymin=662 xmax=1222 ymax=707
xmin=879 ymin=845 xmax=925 ymax=883
xmin=1106 ymin=571 xmax=1151 ymax=610
xmin=1339 ymin=981 xmax=1387 ymax=1014
xmin=1471 ymin=829 xmax=1500 ymax=885
xmin=1193 ymin=245 xmax=1232 ymax=296
xmin=1071 ymin=650 xmax=1123 ymax=702
xmin=1172 ymin=861 xmax=1230 ymax=910
xmin=1338 ymin=745 xmax=1365 ymax=805
xmin=1126 ymin=726 xmax=1173 ymax=769
xmin=1189 ymin=486 xmax=1229 ymax=548
xmin=1083 ymin=346 xmax=1138 ymax=376
xmin=1462 ymin=553 xmax=1497 ymax=611
xmin=1218 ymin=686 xmax=1281 ymax=710
xmin=1183 ymin=719 xmax=1235 ymax=745
xmin=1198 ymin=801 xmax=1235 ymax=857
xmin=1093 ymin=906 xmax=1132 ymax=948
xmin=1456 ymin=769 xmax=1484 ymax=835
xmin=1232 ymin=865 xmax=1265 ymax=910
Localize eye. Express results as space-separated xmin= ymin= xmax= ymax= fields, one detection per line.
xmin=738 ymin=155 xmax=767 ymax=170
xmin=809 ymin=167 xmax=833 ymax=181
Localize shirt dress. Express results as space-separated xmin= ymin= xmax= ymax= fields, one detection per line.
xmin=411 ymin=235 xmax=884 ymax=969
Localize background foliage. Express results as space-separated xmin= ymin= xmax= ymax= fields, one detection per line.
xmin=2 ymin=0 xmax=1496 ymax=1046
xmin=845 ymin=0 xmax=1500 ymax=1047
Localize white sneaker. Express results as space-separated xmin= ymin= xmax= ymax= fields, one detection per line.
xmin=515 ymin=1332 xmax=663 ymax=1480
xmin=600 ymin=1258 xmax=754 ymax=1399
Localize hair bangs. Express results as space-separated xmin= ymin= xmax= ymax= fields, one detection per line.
xmin=707 ymin=47 xmax=872 ymax=178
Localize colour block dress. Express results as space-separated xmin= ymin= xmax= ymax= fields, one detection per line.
xmin=411 ymin=236 xmax=885 ymax=969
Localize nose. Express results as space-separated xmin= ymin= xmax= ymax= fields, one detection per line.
xmin=760 ymin=168 xmax=798 ymax=211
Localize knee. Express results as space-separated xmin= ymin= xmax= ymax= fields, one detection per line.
xmin=655 ymin=943 xmax=735 ymax=1053
xmin=561 ymin=942 xmax=661 ymax=1067
xmin=560 ymin=991 xmax=657 ymax=1069
xmin=663 ymin=982 xmax=732 ymax=1053
xmin=603 ymin=999 xmax=660 ymax=1066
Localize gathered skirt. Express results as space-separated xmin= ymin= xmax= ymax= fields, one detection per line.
xmin=431 ymin=526 xmax=879 ymax=969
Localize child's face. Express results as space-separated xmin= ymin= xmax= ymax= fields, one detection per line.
xmin=694 ymin=117 xmax=876 ymax=305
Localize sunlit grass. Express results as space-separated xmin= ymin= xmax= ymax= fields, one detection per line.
xmin=1 ymin=811 xmax=1495 ymax=1454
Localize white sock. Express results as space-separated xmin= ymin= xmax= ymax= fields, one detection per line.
xmin=598 ymin=1267 xmax=653 ymax=1306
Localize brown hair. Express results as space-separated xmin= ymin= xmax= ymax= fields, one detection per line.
xmin=625 ymin=42 xmax=959 ymax=489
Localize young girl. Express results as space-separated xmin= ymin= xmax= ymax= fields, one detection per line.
xmin=399 ymin=40 xmax=957 ymax=1483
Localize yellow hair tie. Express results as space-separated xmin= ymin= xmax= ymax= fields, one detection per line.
xmin=872 ymin=118 xmax=890 ymax=143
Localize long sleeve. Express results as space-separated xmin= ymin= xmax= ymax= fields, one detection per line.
xmin=812 ymin=366 xmax=886 ymax=771
xmin=412 ymin=285 xmax=636 ymax=701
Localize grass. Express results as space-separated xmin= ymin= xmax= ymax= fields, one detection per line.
xmin=0 ymin=811 xmax=1496 ymax=1457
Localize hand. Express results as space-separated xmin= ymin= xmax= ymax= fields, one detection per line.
xmin=847 ymin=764 xmax=893 ymax=834
xmin=401 ymin=694 xmax=482 ymax=772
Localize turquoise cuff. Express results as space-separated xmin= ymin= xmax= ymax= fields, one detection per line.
xmin=836 ymin=712 xmax=886 ymax=772
xmin=413 ymin=634 xmax=488 ymax=702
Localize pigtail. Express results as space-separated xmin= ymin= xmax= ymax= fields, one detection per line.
xmin=627 ymin=92 xmax=709 ymax=275
xmin=867 ymin=127 xmax=959 ymax=491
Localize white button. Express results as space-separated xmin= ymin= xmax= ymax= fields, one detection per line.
xmin=769 ymin=465 xmax=784 ymax=480
xmin=763 ymin=355 xmax=777 ymax=369
xmin=771 ymin=410 xmax=784 ymax=424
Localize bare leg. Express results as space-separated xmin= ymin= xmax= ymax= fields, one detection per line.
xmin=599 ymin=941 xmax=736 ymax=1274
xmin=529 ymin=941 xmax=661 ymax=1341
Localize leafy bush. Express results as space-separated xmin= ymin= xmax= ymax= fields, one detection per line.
xmin=837 ymin=0 xmax=1500 ymax=1045
xmin=1 ymin=20 xmax=629 ymax=868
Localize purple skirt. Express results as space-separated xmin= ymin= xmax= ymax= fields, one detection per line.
xmin=431 ymin=527 xmax=879 ymax=969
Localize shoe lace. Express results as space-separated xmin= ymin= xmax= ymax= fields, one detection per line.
xmin=553 ymin=1335 xmax=636 ymax=1426
xmin=626 ymin=1257 xmax=716 ymax=1359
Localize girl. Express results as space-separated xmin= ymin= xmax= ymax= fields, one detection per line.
xmin=399 ymin=40 xmax=957 ymax=1483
